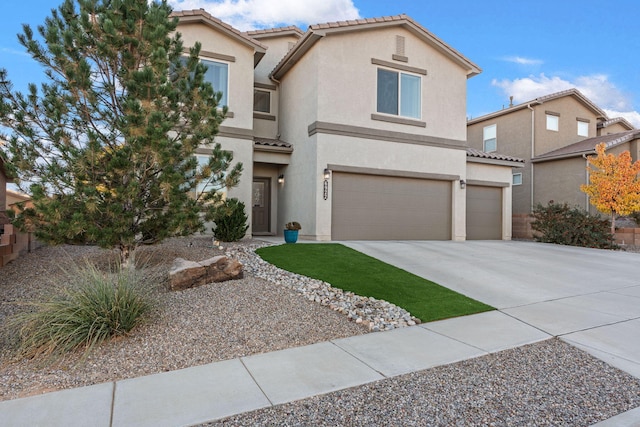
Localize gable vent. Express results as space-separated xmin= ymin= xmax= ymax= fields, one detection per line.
xmin=393 ymin=35 xmax=408 ymax=62
xmin=396 ymin=35 xmax=405 ymax=56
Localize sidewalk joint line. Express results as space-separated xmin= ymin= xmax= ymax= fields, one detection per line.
xmin=329 ymin=339 xmax=389 ymax=379
xmin=239 ymin=357 xmax=274 ymax=407
xmin=109 ymin=381 xmax=116 ymax=427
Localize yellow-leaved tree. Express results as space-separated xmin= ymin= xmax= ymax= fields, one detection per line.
xmin=580 ymin=142 xmax=640 ymax=234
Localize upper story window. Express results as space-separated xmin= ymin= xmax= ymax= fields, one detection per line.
xmin=577 ymin=120 xmax=589 ymax=137
xmin=376 ymin=68 xmax=421 ymax=119
xmin=483 ymin=124 xmax=497 ymax=152
xmin=546 ymin=113 xmax=559 ymax=131
xmin=512 ymin=173 xmax=523 ymax=186
xmin=253 ymin=89 xmax=271 ymax=113
xmin=201 ymin=58 xmax=229 ymax=108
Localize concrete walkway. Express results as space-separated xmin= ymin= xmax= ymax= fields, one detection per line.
xmin=1 ymin=240 xmax=639 ymax=426
xmin=1 ymin=311 xmax=551 ymax=427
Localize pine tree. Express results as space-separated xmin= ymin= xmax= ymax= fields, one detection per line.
xmin=580 ymin=142 xmax=640 ymax=234
xmin=0 ymin=0 xmax=242 ymax=266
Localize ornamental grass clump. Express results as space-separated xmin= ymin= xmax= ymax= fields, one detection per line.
xmin=11 ymin=262 xmax=152 ymax=361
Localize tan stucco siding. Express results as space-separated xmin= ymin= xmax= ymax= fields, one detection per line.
xmin=314 ymin=27 xmax=468 ymax=142
xmin=533 ymin=97 xmax=599 ymax=156
xmin=534 ymin=157 xmax=588 ymax=211
xmin=177 ymin=23 xmax=256 ymax=131
xmin=598 ymin=122 xmax=630 ymax=136
xmin=316 ymin=136 xmax=467 ymax=241
xmin=467 ymin=108 xmax=532 ymax=214
xmin=199 ymin=135 xmax=254 ymax=236
xmin=253 ymin=35 xmax=300 ymax=83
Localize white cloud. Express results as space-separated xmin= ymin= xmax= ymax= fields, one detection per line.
xmin=168 ymin=0 xmax=360 ymax=30
xmin=502 ymin=56 xmax=543 ymax=66
xmin=0 ymin=47 xmax=30 ymax=57
xmin=492 ymin=73 xmax=640 ymax=127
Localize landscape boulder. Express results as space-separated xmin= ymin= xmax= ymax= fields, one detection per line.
xmin=169 ymin=256 xmax=243 ymax=291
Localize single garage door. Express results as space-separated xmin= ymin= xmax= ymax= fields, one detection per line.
xmin=331 ymin=172 xmax=452 ymax=240
xmin=466 ymin=185 xmax=502 ymax=240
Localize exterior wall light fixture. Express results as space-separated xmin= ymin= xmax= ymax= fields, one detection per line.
xmin=323 ymin=168 xmax=331 ymax=200
xmin=278 ymin=174 xmax=285 ymax=184
xmin=459 ymin=179 xmax=466 ymax=189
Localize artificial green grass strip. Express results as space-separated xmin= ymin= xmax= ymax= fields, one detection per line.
xmin=256 ymin=243 xmax=494 ymax=322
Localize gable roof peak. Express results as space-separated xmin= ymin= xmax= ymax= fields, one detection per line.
xmin=171 ymin=9 xmax=268 ymax=52
xmin=468 ymin=88 xmax=608 ymax=125
xmin=271 ymin=13 xmax=480 ymax=80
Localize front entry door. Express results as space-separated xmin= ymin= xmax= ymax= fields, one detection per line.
xmin=252 ymin=178 xmax=270 ymax=234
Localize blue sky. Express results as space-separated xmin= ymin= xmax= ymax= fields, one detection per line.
xmin=1 ymin=0 xmax=639 ymax=125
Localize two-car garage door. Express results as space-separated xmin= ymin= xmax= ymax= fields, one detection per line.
xmin=331 ymin=172 xmax=452 ymax=240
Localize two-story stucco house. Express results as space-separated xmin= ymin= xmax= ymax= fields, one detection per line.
xmin=172 ymin=10 xmax=523 ymax=241
xmin=467 ymin=89 xmax=638 ymax=236
xmin=532 ymin=129 xmax=640 ymax=215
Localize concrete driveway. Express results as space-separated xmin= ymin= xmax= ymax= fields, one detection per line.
xmin=343 ymin=240 xmax=640 ymax=379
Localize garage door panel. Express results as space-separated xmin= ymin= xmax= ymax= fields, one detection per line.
xmin=332 ymin=173 xmax=452 ymax=240
xmin=466 ymin=185 xmax=502 ymax=240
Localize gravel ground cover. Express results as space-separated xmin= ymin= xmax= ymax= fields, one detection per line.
xmin=2 ymin=238 xmax=640 ymax=427
xmin=0 ymin=237 xmax=366 ymax=401
xmin=205 ymin=339 xmax=640 ymax=427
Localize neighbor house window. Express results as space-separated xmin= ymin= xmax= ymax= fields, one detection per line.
xmin=546 ymin=114 xmax=559 ymax=131
xmin=376 ymin=68 xmax=421 ymax=119
xmin=253 ymin=89 xmax=271 ymax=113
xmin=201 ymin=59 xmax=229 ymax=107
xmin=577 ymin=120 xmax=589 ymax=137
xmin=512 ymin=173 xmax=523 ymax=186
xmin=483 ymin=124 xmax=497 ymax=152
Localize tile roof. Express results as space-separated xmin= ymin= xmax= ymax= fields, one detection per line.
xmin=597 ymin=117 xmax=635 ymax=130
xmin=171 ymin=9 xmax=268 ymax=51
xmin=533 ymin=129 xmax=640 ymax=162
xmin=271 ymin=13 xmax=481 ymax=80
xmin=245 ymin=26 xmax=304 ymax=37
xmin=254 ymin=137 xmax=293 ymax=151
xmin=468 ymin=88 xmax=608 ymax=125
xmin=466 ymin=148 xmax=525 ymax=164
xmin=308 ymin=14 xmax=409 ymax=30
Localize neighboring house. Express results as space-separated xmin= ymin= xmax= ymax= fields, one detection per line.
xmin=598 ymin=117 xmax=634 ymax=136
xmin=532 ymin=129 xmax=640 ymax=214
xmin=172 ymin=10 xmax=523 ymax=241
xmin=468 ymin=89 xmax=616 ymax=215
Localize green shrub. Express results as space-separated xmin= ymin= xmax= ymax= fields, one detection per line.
xmin=532 ymin=201 xmax=616 ymax=249
xmin=10 ymin=262 xmax=151 ymax=360
xmin=211 ymin=198 xmax=249 ymax=242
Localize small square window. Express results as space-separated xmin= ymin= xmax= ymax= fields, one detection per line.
xmin=483 ymin=124 xmax=497 ymax=152
xmin=577 ymin=121 xmax=589 ymax=137
xmin=546 ymin=114 xmax=559 ymax=131
xmin=253 ymin=89 xmax=271 ymax=113
xmin=512 ymin=173 xmax=523 ymax=186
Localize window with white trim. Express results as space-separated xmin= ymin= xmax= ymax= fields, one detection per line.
xmin=376 ymin=68 xmax=421 ymax=119
xmin=253 ymin=89 xmax=271 ymax=113
xmin=577 ymin=120 xmax=589 ymax=137
xmin=546 ymin=114 xmax=559 ymax=131
xmin=194 ymin=154 xmax=226 ymax=199
xmin=201 ymin=58 xmax=229 ymax=107
xmin=512 ymin=173 xmax=522 ymax=186
xmin=483 ymin=124 xmax=497 ymax=152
